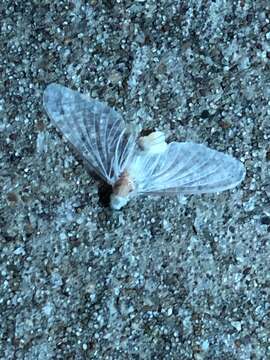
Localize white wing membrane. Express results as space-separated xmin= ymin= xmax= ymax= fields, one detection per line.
xmin=43 ymin=83 xmax=136 ymax=184
xmin=129 ymin=142 xmax=245 ymax=195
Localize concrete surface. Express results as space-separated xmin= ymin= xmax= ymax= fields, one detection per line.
xmin=1 ymin=1 xmax=270 ymax=359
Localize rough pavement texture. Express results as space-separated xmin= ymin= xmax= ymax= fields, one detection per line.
xmin=1 ymin=1 xmax=270 ymax=359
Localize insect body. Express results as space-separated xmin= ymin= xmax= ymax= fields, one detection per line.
xmin=43 ymin=84 xmax=245 ymax=210
xmin=110 ymin=170 xmax=134 ymax=210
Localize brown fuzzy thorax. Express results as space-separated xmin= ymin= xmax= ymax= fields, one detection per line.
xmin=113 ymin=171 xmax=134 ymax=197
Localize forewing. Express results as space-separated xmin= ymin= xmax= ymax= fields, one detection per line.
xmin=129 ymin=142 xmax=245 ymax=194
xmin=43 ymin=83 xmax=136 ymax=184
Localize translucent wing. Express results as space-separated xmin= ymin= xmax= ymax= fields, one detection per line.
xmin=43 ymin=83 xmax=136 ymax=184
xmin=129 ymin=142 xmax=245 ymax=194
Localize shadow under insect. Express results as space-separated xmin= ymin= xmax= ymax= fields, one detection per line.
xmin=98 ymin=181 xmax=113 ymax=208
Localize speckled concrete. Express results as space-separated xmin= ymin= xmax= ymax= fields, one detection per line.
xmin=1 ymin=1 xmax=270 ymax=359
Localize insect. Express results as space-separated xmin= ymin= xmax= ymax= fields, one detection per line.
xmin=43 ymin=83 xmax=245 ymax=210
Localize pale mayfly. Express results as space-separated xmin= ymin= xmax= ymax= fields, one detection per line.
xmin=43 ymin=84 xmax=245 ymax=210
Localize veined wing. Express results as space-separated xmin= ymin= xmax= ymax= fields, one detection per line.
xmin=129 ymin=142 xmax=245 ymax=195
xmin=43 ymin=83 xmax=136 ymax=184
